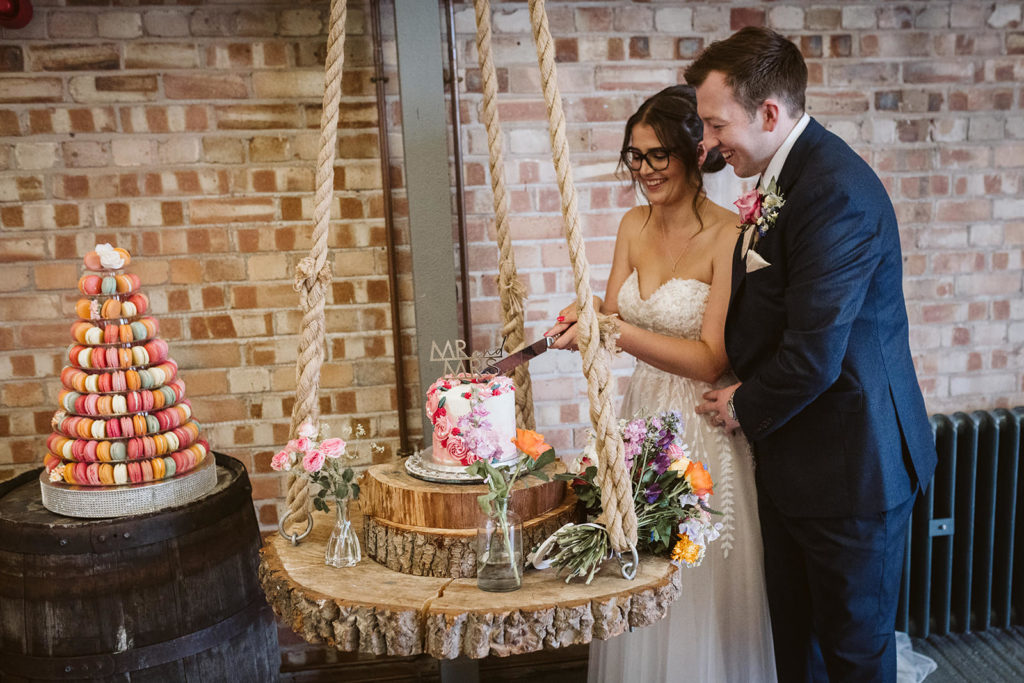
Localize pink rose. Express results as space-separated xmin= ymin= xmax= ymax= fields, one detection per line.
xmin=734 ymin=188 xmax=762 ymax=224
xmin=433 ymin=413 xmax=453 ymax=442
xmin=666 ymin=443 xmax=688 ymax=461
xmin=270 ymin=449 xmax=293 ymax=471
xmin=290 ymin=436 xmax=312 ymax=453
xmin=426 ymin=391 xmax=440 ymax=417
xmin=297 ymin=421 xmax=318 ymax=439
xmin=446 ymin=435 xmax=474 ymax=465
xmin=302 ymin=449 xmax=326 ymax=473
xmin=319 ymin=437 xmax=346 ymax=459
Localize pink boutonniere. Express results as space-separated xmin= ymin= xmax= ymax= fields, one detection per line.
xmin=734 ymin=178 xmax=785 ymax=240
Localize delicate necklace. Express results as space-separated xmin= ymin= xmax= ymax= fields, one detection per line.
xmin=661 ymin=222 xmax=697 ymax=272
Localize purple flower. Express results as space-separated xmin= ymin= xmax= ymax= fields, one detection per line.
xmin=624 ymin=438 xmax=641 ymax=466
xmin=462 ymin=423 xmax=500 ymax=461
xmin=624 ymin=419 xmax=646 ymax=444
xmin=644 ymin=482 xmax=662 ymax=504
xmin=653 ymin=449 xmax=671 ymax=475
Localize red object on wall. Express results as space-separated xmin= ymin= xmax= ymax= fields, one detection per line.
xmin=0 ymin=0 xmax=32 ymax=29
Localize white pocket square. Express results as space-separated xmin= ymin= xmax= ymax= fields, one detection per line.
xmin=745 ymin=249 xmax=771 ymax=273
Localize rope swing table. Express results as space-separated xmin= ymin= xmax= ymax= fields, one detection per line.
xmin=258 ymin=0 xmax=682 ymax=661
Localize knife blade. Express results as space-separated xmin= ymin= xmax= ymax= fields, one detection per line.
xmin=482 ymin=337 xmax=552 ymax=375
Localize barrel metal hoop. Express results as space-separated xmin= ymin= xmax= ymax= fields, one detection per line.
xmin=0 ymin=597 xmax=272 ymax=680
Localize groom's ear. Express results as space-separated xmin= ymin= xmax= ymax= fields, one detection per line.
xmin=697 ymin=142 xmax=708 ymax=168
xmin=760 ymin=99 xmax=782 ymax=132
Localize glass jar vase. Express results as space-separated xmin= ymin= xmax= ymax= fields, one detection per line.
xmin=324 ymin=498 xmax=361 ymax=568
xmin=476 ymin=499 xmax=523 ymax=592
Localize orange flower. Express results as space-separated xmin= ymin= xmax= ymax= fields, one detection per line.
xmin=512 ymin=428 xmax=552 ymax=460
xmin=671 ymin=533 xmax=703 ymax=566
xmin=684 ymin=461 xmax=714 ymax=497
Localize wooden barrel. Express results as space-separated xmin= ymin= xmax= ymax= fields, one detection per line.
xmin=0 ymin=453 xmax=279 ymax=682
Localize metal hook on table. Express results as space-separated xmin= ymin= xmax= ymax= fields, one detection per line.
xmin=278 ymin=510 xmax=314 ymax=546
xmin=615 ymin=542 xmax=639 ymax=580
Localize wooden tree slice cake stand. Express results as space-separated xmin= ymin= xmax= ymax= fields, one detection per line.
xmin=259 ymin=498 xmax=683 ymax=661
xmin=360 ymin=462 xmax=579 ymax=577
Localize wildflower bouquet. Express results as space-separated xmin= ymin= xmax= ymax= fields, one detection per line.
xmin=544 ymin=411 xmax=721 ymax=583
xmin=271 ymin=419 xmax=369 ymax=511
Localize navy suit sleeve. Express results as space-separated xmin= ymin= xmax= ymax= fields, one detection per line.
xmin=735 ymin=182 xmax=884 ymax=440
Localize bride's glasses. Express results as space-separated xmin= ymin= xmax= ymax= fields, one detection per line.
xmin=621 ymin=147 xmax=672 ymax=171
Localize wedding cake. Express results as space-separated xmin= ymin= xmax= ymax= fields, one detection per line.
xmin=424 ymin=373 xmax=516 ymax=470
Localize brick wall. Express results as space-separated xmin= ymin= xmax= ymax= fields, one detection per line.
xmin=451 ymin=0 xmax=1024 ymax=459
xmin=0 ymin=0 xmax=412 ymax=531
xmin=2 ymin=0 xmax=1022 ymax=674
xmin=2 ymin=1 xmax=1023 ymax=522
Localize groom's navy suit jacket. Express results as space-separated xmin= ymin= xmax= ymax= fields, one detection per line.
xmin=726 ymin=118 xmax=936 ymax=518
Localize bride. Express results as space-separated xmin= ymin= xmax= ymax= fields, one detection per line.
xmin=545 ymin=85 xmax=777 ymax=682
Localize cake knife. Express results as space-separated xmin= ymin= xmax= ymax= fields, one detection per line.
xmin=482 ymin=336 xmax=553 ymax=375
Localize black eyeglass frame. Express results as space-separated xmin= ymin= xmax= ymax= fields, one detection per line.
xmin=620 ymin=146 xmax=673 ymax=171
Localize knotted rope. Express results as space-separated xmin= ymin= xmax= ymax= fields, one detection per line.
xmin=472 ymin=0 xmax=535 ymax=430
xmin=283 ymin=0 xmax=348 ymax=537
xmin=526 ymin=0 xmax=637 ymax=551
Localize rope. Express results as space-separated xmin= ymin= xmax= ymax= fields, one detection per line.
xmin=526 ymin=0 xmax=637 ymax=551
xmin=283 ymin=0 xmax=348 ymax=536
xmin=472 ymin=0 xmax=536 ymax=430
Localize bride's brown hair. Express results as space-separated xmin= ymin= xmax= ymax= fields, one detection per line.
xmin=619 ymin=85 xmax=726 ymax=230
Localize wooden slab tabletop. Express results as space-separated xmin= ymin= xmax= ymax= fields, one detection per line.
xmin=259 ymin=503 xmax=682 ymax=660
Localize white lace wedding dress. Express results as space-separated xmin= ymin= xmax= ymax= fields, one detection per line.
xmin=588 ymin=269 xmax=777 ymax=683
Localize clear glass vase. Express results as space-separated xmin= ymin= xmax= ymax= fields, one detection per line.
xmin=324 ymin=498 xmax=360 ymax=568
xmin=476 ymin=500 xmax=523 ymax=592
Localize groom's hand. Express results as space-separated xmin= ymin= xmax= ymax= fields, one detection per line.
xmin=697 ymin=382 xmax=742 ymax=434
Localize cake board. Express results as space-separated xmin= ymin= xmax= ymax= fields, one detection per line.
xmin=38 ymin=454 xmax=217 ymax=518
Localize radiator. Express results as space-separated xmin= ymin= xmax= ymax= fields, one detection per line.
xmin=896 ymin=408 xmax=1022 ymax=638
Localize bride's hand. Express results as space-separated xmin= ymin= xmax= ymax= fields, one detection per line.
xmin=696 ymin=383 xmax=742 ymax=433
xmin=544 ymin=303 xmax=579 ymax=350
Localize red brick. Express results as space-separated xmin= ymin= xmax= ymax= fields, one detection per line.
xmin=731 ymin=7 xmax=765 ymax=30
xmin=28 ymin=110 xmax=52 ymax=134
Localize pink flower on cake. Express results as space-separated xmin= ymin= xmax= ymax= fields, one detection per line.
xmin=297 ymin=421 xmax=318 ymax=439
xmin=433 ymin=413 xmax=453 ymax=442
xmin=319 ymin=437 xmax=346 ymax=459
xmin=426 ymin=392 xmax=440 ymax=417
xmin=302 ymin=449 xmax=326 ymax=473
xmin=446 ymin=435 xmax=474 ymax=465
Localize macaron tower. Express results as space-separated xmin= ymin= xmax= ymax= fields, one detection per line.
xmin=40 ymin=244 xmax=216 ymax=517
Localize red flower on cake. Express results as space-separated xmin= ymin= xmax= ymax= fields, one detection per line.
xmin=433 ymin=413 xmax=453 ymax=442
xmin=447 ymin=435 xmax=474 ymax=465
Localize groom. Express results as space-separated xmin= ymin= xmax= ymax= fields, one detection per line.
xmin=690 ymin=28 xmax=937 ymax=682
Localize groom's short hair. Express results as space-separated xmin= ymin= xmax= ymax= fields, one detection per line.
xmin=684 ymin=27 xmax=807 ymax=119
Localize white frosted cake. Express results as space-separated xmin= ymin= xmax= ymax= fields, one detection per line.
xmin=425 ymin=373 xmax=516 ymax=470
